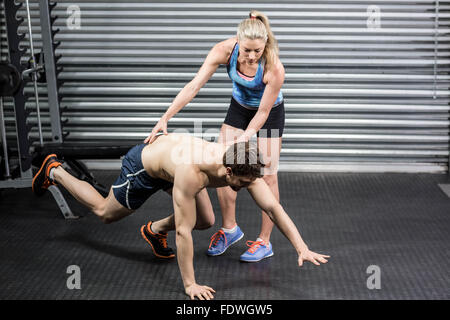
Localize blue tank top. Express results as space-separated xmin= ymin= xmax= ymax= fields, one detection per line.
xmin=227 ymin=43 xmax=283 ymax=108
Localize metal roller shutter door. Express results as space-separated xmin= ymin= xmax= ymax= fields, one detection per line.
xmin=1 ymin=0 xmax=449 ymax=172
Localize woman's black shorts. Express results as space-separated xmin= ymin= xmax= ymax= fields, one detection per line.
xmin=223 ymin=97 xmax=285 ymax=138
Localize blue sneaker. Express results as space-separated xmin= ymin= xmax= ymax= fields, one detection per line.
xmin=240 ymin=238 xmax=274 ymax=262
xmin=206 ymin=226 xmax=244 ymax=256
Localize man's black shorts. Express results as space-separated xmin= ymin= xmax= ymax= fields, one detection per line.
xmin=112 ymin=144 xmax=173 ymax=210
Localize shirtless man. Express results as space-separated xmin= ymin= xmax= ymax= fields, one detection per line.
xmin=32 ymin=133 xmax=329 ymax=300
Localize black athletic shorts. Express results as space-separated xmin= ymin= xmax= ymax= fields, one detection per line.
xmin=223 ymin=97 xmax=285 ymax=138
xmin=112 ymin=144 xmax=173 ymax=210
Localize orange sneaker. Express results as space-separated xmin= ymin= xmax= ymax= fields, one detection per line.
xmin=32 ymin=154 xmax=62 ymax=197
xmin=140 ymin=221 xmax=175 ymax=259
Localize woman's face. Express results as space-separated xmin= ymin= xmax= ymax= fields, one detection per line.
xmin=238 ymin=38 xmax=266 ymax=65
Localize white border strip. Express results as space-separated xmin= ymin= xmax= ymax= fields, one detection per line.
xmin=82 ymin=159 xmax=447 ymax=174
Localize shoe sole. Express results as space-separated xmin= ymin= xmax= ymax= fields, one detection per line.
xmin=240 ymin=251 xmax=274 ymax=263
xmin=140 ymin=225 xmax=175 ymax=259
xmin=206 ymin=232 xmax=244 ymax=256
xmin=32 ymin=154 xmax=57 ymax=195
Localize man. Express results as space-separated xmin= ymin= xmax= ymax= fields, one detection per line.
xmin=32 ymin=133 xmax=329 ymax=300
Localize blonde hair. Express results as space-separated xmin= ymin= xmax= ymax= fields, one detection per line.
xmin=236 ymin=10 xmax=279 ymax=68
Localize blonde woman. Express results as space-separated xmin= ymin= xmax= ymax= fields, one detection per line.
xmin=144 ymin=11 xmax=285 ymax=262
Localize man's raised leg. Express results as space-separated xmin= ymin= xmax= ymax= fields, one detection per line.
xmin=32 ymin=154 xmax=133 ymax=223
xmin=52 ymin=166 xmax=133 ymax=223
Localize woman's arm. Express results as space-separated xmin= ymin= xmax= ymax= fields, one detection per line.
xmin=145 ymin=39 xmax=235 ymax=143
xmin=240 ymin=60 xmax=285 ymax=141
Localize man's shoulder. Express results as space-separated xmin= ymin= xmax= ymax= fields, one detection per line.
xmin=172 ymin=164 xmax=208 ymax=197
xmin=247 ymin=177 xmax=266 ymax=190
xmin=174 ymin=164 xmax=205 ymax=183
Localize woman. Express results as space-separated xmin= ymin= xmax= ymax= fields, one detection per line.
xmin=144 ymin=10 xmax=285 ymax=262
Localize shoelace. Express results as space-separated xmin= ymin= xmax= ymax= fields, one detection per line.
xmin=209 ymin=230 xmax=227 ymax=249
xmin=45 ymin=158 xmax=61 ymax=184
xmin=246 ymin=240 xmax=265 ymax=254
xmin=157 ymin=235 xmax=168 ymax=248
xmin=148 ymin=224 xmax=168 ymax=248
xmin=42 ymin=180 xmax=53 ymax=189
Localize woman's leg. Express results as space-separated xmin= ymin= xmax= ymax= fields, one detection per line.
xmin=256 ymin=136 xmax=282 ymax=243
xmin=52 ymin=166 xmax=134 ymax=223
xmin=216 ymin=123 xmax=245 ymax=229
xmin=216 ymin=186 xmax=238 ymax=229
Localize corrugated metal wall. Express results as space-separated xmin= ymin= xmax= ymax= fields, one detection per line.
xmin=1 ymin=0 xmax=450 ymax=172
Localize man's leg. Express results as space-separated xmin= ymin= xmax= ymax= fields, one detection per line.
xmin=141 ymin=188 xmax=215 ymax=258
xmin=52 ymin=166 xmax=133 ymax=223
xmin=151 ymin=188 xmax=215 ymax=233
xmin=193 ymin=188 xmax=215 ymax=230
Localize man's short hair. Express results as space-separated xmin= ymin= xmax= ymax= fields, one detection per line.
xmin=223 ymin=141 xmax=264 ymax=178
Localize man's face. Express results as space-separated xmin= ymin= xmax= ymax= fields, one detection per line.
xmin=225 ymin=169 xmax=256 ymax=192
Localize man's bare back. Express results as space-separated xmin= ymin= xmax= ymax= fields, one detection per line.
xmin=142 ymin=133 xmax=229 ymax=188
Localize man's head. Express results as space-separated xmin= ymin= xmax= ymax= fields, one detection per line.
xmin=223 ymin=141 xmax=264 ymax=191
